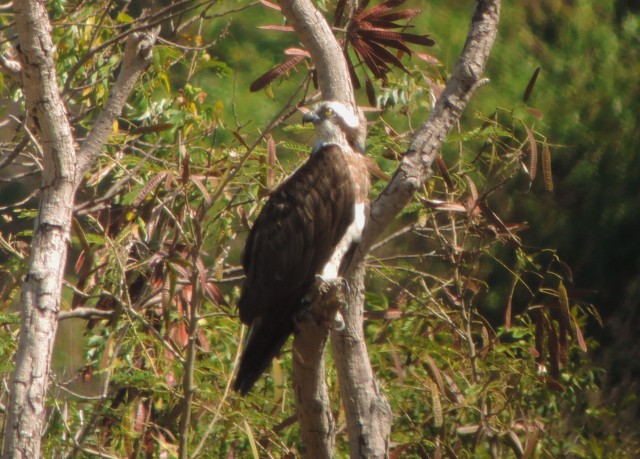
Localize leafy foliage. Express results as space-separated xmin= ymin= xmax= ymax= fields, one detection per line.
xmin=1 ymin=0 xmax=634 ymax=457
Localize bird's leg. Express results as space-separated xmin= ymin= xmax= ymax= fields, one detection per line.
xmin=333 ymin=310 xmax=345 ymax=331
xmin=293 ymin=276 xmax=349 ymax=329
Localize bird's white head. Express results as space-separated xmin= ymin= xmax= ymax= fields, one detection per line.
xmin=303 ymin=101 xmax=365 ymax=154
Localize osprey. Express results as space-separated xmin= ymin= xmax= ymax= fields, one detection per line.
xmin=233 ymin=100 xmax=370 ymax=395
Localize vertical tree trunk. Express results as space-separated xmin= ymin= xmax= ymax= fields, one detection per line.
xmin=331 ymin=265 xmax=392 ymax=458
xmin=3 ymin=3 xmax=157 ymax=456
xmin=3 ymin=2 xmax=77 ymax=457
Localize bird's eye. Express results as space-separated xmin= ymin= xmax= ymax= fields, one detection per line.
xmin=322 ymin=107 xmax=334 ymax=117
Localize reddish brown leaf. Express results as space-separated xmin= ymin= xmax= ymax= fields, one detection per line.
xmin=524 ymin=125 xmax=537 ymax=181
xmin=523 ymin=66 xmax=541 ymax=103
xmin=546 ymin=317 xmax=560 ymax=378
xmin=249 ymin=56 xmax=305 ymax=92
xmin=284 ymin=47 xmax=311 ymax=57
xmin=190 ymin=176 xmax=212 ymax=206
xmin=421 ymin=199 xmax=467 ymax=212
xmin=558 ymin=315 xmax=569 ymax=364
xmin=334 ymin=0 xmax=348 ymax=26
xmin=545 ymin=376 xmax=565 ymax=392
xmin=206 ymin=281 xmax=228 ymax=307
xmin=522 ymin=426 xmax=541 ymax=459
xmin=259 ymin=0 xmax=281 ymax=10
xmin=465 ymin=175 xmax=479 ymax=204
xmin=196 ymin=255 xmax=207 ymax=294
xmin=358 ymin=28 xmax=434 ymax=47
xmin=231 ymin=131 xmax=250 ymax=150
xmin=535 ymin=310 xmax=545 ymax=364
xmin=505 ymin=276 xmax=517 ymax=329
xmin=266 ymin=134 xmax=276 ymax=188
xmin=351 ymin=37 xmax=389 ymax=78
xmin=388 ymin=340 xmax=404 ymax=383
xmin=133 ymin=401 xmax=148 ymax=433
xmin=571 ymin=314 xmax=588 ymax=352
xmin=258 ymin=25 xmax=295 ymax=32
xmin=355 ymin=0 xmax=407 ymax=21
xmin=133 ymin=171 xmax=167 ymax=207
xmin=197 ymin=329 xmax=211 ymax=352
xmin=414 ymin=51 xmax=440 ymax=64
xmin=558 ymin=282 xmax=571 ymax=329
xmin=344 ymin=51 xmax=362 ymax=89
xmin=542 ymin=142 xmax=554 ymax=191
xmin=368 ymin=35 xmax=413 ymax=55
xmin=435 ymin=155 xmax=455 ymax=192
xmin=527 ymin=107 xmax=544 ymax=119
xmin=365 ymin=74 xmax=377 ymax=106
xmin=366 ymin=40 xmax=409 ymax=73
xmin=368 ymin=20 xmax=407 ymax=30
xmin=506 ymin=431 xmax=524 ymax=457
xmin=181 ymin=151 xmax=190 ymax=185
xmin=378 ymin=9 xmax=421 ymax=22
xmin=177 ymin=321 xmax=189 ymax=348
xmin=442 ymin=286 xmax=462 ymax=307
xmin=74 ymin=250 xmax=88 ymax=276
xmin=423 ymin=353 xmax=445 ymax=395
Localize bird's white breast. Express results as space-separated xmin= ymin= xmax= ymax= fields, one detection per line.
xmin=321 ymin=202 xmax=366 ymax=279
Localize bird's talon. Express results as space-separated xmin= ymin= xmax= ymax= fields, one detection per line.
xmin=334 ymin=311 xmax=345 ymax=331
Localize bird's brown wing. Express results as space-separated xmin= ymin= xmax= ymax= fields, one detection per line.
xmin=238 ymin=144 xmax=356 ymax=325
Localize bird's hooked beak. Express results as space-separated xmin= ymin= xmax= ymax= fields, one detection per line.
xmin=302 ymin=111 xmax=321 ymax=125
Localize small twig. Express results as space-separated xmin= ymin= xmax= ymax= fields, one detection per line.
xmin=58 ymin=308 xmax=113 ymax=321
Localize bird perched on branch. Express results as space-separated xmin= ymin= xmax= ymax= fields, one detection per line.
xmin=233 ymin=100 xmax=370 ymax=395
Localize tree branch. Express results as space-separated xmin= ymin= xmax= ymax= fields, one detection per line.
xmin=3 ymin=3 xmax=160 ymax=457
xmin=75 ymin=28 xmax=159 ymax=181
xmin=278 ymin=0 xmax=354 ymax=104
xmin=360 ymin=1 xmax=502 ymax=253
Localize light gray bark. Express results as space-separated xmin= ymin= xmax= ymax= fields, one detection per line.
xmin=279 ymin=0 xmax=502 ymax=458
xmin=3 ymin=2 xmax=157 ymax=457
xmin=291 ymin=279 xmax=344 ymax=459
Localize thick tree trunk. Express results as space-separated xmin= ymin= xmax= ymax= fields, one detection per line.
xmin=331 ymin=264 xmax=392 ymax=458
xmin=292 ymin=279 xmax=344 ymax=459
xmin=3 ymin=2 xmax=157 ymax=456
xmin=3 ymin=2 xmax=77 ymax=456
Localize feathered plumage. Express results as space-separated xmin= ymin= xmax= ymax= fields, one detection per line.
xmin=233 ymin=101 xmax=370 ymax=395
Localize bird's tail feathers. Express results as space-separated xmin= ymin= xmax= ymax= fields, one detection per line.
xmin=233 ymin=316 xmax=294 ymax=395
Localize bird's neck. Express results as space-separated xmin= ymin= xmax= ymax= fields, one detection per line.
xmin=312 ymin=134 xmax=359 ymax=156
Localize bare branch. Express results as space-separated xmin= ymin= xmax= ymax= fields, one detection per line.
xmin=58 ymin=307 xmax=113 ymax=321
xmin=361 ymin=1 xmax=502 ymax=253
xmin=75 ymin=28 xmax=159 ymax=180
xmin=0 ymin=53 xmax=21 ymax=79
